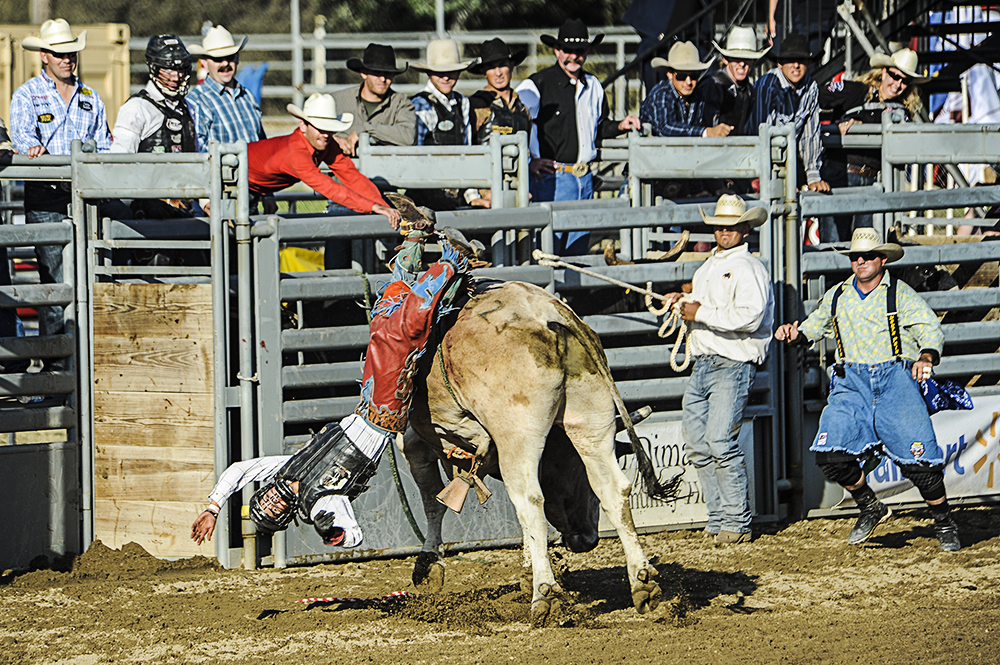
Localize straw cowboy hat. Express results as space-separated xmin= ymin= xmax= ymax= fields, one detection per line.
xmin=713 ymin=26 xmax=770 ymax=60
xmin=698 ymin=194 xmax=768 ymax=227
xmin=346 ymin=43 xmax=407 ymax=75
xmin=652 ymin=41 xmax=713 ymax=74
xmin=837 ymin=228 xmax=904 ymax=263
xmin=287 ymin=93 xmax=353 ymax=132
xmin=540 ymin=19 xmax=604 ymax=50
xmin=411 ymin=39 xmax=473 ymax=74
xmin=869 ymin=48 xmax=930 ymax=84
xmin=22 ymin=19 xmax=86 ymax=53
xmin=468 ymin=38 xmax=527 ymax=75
xmin=187 ymin=25 xmax=247 ymax=58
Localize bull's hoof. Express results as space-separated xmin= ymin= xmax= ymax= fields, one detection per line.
xmin=412 ymin=551 xmax=445 ymax=590
xmin=530 ymin=582 xmax=564 ymax=628
xmin=632 ymin=566 xmax=662 ymax=614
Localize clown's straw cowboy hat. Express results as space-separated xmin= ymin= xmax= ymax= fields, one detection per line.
xmin=469 ymin=38 xmax=527 ymax=75
xmin=713 ymin=26 xmax=770 ymax=60
xmin=411 ymin=39 xmax=473 ymax=74
xmin=699 ymin=194 xmax=769 ymax=227
xmin=347 ymin=43 xmax=407 ymax=76
xmin=22 ymin=19 xmax=86 ymax=52
xmin=651 ymin=41 xmax=713 ymax=73
xmin=836 ymin=228 xmax=904 ymax=263
xmin=869 ymin=48 xmax=930 ymax=84
xmin=540 ymin=19 xmax=604 ymax=50
xmin=287 ymin=93 xmax=353 ymax=132
xmin=187 ymin=25 xmax=247 ymax=58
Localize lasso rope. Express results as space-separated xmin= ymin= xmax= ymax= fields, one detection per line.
xmin=532 ymin=250 xmax=691 ymax=373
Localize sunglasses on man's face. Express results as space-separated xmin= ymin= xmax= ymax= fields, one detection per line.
xmin=884 ymin=68 xmax=913 ymax=86
xmin=849 ymin=251 xmax=883 ymax=263
xmin=45 ymin=51 xmax=77 ymax=60
xmin=673 ymin=71 xmax=700 ymax=82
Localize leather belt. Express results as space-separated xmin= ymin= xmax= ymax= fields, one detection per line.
xmin=847 ymin=164 xmax=880 ymax=179
xmin=554 ymin=162 xmax=590 ymax=178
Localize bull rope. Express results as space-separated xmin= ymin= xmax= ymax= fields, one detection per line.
xmin=532 ymin=250 xmax=692 ymax=373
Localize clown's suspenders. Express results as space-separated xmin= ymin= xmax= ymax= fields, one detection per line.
xmin=829 ymin=275 xmax=902 ymax=372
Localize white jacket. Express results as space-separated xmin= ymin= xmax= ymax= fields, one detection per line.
xmin=687 ymin=243 xmax=774 ymax=364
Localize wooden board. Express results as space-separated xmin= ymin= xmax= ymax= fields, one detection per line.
xmin=94 ymin=500 xmax=215 ymax=558
xmin=93 ymin=392 xmax=214 ymax=449
xmin=93 ymin=283 xmax=216 ymax=559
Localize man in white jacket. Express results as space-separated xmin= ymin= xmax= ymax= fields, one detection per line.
xmin=665 ymin=195 xmax=774 ymax=546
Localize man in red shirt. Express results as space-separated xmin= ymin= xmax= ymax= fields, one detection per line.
xmin=248 ymin=93 xmax=401 ymax=229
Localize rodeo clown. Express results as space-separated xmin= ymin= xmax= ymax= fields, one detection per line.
xmin=775 ymin=229 xmax=961 ymax=551
xmin=191 ymin=217 xmax=485 ymax=549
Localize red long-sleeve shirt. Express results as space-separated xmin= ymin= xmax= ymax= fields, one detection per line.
xmin=247 ymin=128 xmax=387 ymax=213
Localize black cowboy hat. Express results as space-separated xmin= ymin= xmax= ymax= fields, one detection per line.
xmin=767 ymin=33 xmax=816 ymax=62
xmin=540 ymin=18 xmax=604 ymax=51
xmin=346 ymin=43 xmax=407 ymax=75
xmin=468 ymin=38 xmax=527 ymax=75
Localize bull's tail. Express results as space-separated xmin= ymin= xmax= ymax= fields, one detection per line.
xmin=548 ymin=302 xmax=683 ymax=502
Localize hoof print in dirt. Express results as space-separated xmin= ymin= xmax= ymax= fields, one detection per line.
xmin=412 ymin=551 xmax=445 ymax=590
xmin=632 ymin=567 xmax=662 ymax=614
xmin=530 ymin=582 xmax=565 ymax=628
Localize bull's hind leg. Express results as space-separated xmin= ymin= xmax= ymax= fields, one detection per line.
xmin=563 ymin=391 xmax=661 ymax=614
xmin=492 ymin=421 xmax=564 ymax=627
xmin=401 ymin=428 xmax=447 ymax=590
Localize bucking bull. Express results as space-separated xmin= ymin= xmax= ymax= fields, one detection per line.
xmin=402 ymin=280 xmax=681 ymax=626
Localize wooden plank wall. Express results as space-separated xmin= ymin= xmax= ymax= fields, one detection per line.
xmin=93 ymin=283 xmax=217 ymax=558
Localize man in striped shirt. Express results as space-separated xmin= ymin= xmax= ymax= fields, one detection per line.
xmin=186 ymin=25 xmax=265 ymax=147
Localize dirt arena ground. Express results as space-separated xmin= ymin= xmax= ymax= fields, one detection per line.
xmin=2 ymin=505 xmax=999 ymax=665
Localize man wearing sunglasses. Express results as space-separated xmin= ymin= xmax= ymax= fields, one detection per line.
xmin=641 ymin=41 xmax=732 ymax=139
xmin=11 ymin=19 xmax=112 ymax=370
xmin=774 ymin=228 xmax=960 ymax=552
xmin=186 ymin=25 xmax=265 ymax=148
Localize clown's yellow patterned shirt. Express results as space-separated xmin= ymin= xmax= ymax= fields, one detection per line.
xmin=799 ymin=271 xmax=943 ymax=364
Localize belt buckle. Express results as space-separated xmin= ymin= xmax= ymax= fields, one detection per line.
xmin=571 ymin=162 xmax=589 ymax=178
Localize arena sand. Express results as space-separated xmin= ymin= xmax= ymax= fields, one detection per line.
xmin=2 ymin=506 xmax=999 ymax=664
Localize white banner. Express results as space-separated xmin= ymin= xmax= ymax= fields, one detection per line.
xmin=600 ymin=417 xmax=755 ymax=531
xmin=844 ymin=393 xmax=1000 ymax=507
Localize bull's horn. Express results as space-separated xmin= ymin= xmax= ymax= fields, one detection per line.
xmin=436 ymin=477 xmax=472 ymax=514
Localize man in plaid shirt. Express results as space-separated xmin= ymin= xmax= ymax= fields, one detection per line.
xmin=11 ymin=19 xmax=112 ymax=368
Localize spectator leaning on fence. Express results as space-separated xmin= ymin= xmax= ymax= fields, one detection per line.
xmin=516 ymin=19 xmax=640 ymax=256
xmin=332 ymin=43 xmax=416 ymax=156
xmin=186 ymin=25 xmax=265 ymax=147
xmin=774 ymin=228 xmax=961 ymax=552
xmin=11 ymin=19 xmax=112 ymax=369
xmin=640 ymin=41 xmax=730 ymax=138
xmin=411 ymin=39 xmax=473 ymax=146
xmin=819 ymin=48 xmax=927 ymax=240
xmin=745 ymin=33 xmax=829 ymax=192
xmin=700 ymin=27 xmax=769 ymax=135
xmin=246 ymin=93 xmax=401 ymax=229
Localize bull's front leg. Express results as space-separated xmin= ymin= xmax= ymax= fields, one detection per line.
xmin=401 ymin=429 xmax=447 ymax=590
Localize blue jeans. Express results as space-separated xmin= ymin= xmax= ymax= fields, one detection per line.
xmin=530 ymin=170 xmax=593 ymax=256
xmin=26 ymin=209 xmax=67 ymax=342
xmin=682 ymin=354 xmax=756 ymax=533
xmin=812 ymin=359 xmax=942 ymax=465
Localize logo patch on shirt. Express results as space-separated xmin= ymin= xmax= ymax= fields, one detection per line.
xmin=165 ymin=119 xmax=183 ymax=132
xmin=80 ymin=87 xmax=93 ymax=95
xmin=910 ymin=442 xmax=925 ymax=458
xmin=817 ymin=432 xmax=828 ymax=447
xmin=78 ymin=100 xmax=92 ymax=111
xmin=38 ymin=113 xmax=53 ymax=123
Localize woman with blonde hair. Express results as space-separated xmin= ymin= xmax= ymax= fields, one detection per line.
xmin=819 ymin=48 xmax=928 ymax=240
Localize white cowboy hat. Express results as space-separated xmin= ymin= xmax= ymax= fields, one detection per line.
xmin=836 ymin=228 xmax=904 ymax=263
xmin=287 ymin=93 xmax=354 ymax=132
xmin=651 ymin=41 xmax=713 ymax=74
xmin=713 ymin=26 xmax=770 ymax=60
xmin=22 ymin=18 xmax=86 ymax=53
xmin=869 ymin=48 xmax=930 ymax=84
xmin=411 ymin=39 xmax=473 ymax=74
xmin=187 ymin=25 xmax=247 ymax=58
xmin=698 ymin=194 xmax=768 ymax=228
